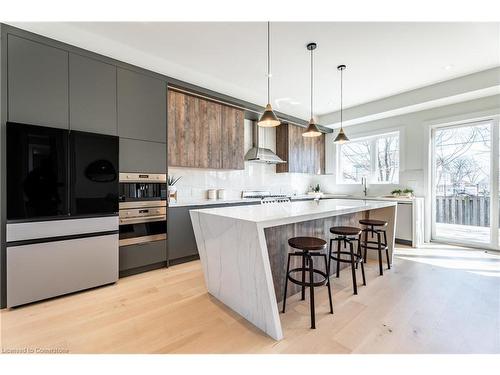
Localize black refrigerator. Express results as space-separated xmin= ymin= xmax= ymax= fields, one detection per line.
xmin=7 ymin=122 xmax=118 ymax=220
xmin=6 ymin=122 xmax=119 ymax=307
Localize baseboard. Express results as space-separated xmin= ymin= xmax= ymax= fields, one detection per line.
xmin=168 ymin=254 xmax=200 ymax=266
xmin=119 ymin=261 xmax=167 ymax=278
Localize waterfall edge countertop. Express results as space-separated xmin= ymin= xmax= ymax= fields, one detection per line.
xmin=190 ymin=199 xmax=397 ymax=227
xmin=189 ymin=199 xmax=397 ymax=340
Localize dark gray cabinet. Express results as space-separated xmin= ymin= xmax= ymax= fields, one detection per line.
xmin=69 ymin=53 xmax=117 ymax=135
xmin=119 ymin=240 xmax=167 ymax=275
xmin=119 ymin=138 xmax=166 ymax=173
xmin=7 ymin=35 xmax=69 ymax=128
xmin=168 ymin=201 xmax=260 ymax=263
xmin=117 ymin=68 xmax=166 ymax=142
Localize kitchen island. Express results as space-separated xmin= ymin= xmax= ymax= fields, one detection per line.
xmin=190 ymin=199 xmax=397 ymax=340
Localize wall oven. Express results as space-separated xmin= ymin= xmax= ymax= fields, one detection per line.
xmin=119 ymin=173 xmax=167 ymax=247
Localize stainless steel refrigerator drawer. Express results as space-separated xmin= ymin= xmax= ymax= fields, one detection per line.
xmin=7 ymin=234 xmax=118 ymax=307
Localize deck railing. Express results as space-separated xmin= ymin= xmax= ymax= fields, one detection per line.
xmin=435 ymin=195 xmax=495 ymax=227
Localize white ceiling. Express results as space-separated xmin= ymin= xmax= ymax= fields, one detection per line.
xmin=11 ymin=22 xmax=500 ymax=120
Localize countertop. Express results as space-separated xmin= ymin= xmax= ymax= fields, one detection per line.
xmin=168 ymin=193 xmax=420 ymax=207
xmin=190 ymin=198 xmax=397 ymax=227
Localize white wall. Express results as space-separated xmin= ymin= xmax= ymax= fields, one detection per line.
xmin=169 ymin=120 xmax=319 ymax=200
xmin=316 ymin=94 xmax=500 ymax=198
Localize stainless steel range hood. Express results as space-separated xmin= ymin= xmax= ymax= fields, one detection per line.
xmin=244 ymin=121 xmax=286 ymax=164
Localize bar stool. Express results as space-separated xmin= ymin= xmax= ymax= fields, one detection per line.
xmin=329 ymin=226 xmax=366 ymax=295
xmin=359 ymin=219 xmax=391 ymax=276
xmin=282 ymin=236 xmax=333 ymax=329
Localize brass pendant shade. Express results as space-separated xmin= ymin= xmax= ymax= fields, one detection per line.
xmin=334 ymin=64 xmax=349 ymax=144
xmin=333 ymin=127 xmax=349 ymax=144
xmin=302 ymin=118 xmax=322 ymax=138
xmin=258 ymin=22 xmax=281 ymax=128
xmin=259 ymin=104 xmax=281 ymax=127
xmin=302 ymin=42 xmax=321 ymax=138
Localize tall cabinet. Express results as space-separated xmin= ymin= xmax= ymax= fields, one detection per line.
xmin=168 ymin=89 xmax=244 ymax=170
xmin=7 ymin=35 xmax=69 ymax=128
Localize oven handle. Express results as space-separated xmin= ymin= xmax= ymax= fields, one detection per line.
xmin=119 ymin=215 xmax=166 ymax=225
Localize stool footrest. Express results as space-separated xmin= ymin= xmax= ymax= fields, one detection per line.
xmin=287 ymin=268 xmax=329 ymax=288
xmin=360 ymin=240 xmax=388 ymax=251
xmin=329 ymin=251 xmax=363 ymax=264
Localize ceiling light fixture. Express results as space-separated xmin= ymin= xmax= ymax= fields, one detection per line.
xmin=334 ymin=64 xmax=349 ymax=144
xmin=258 ymin=22 xmax=281 ymax=128
xmin=302 ymin=42 xmax=322 ymax=138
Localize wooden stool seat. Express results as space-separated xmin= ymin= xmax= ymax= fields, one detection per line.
xmin=329 ymin=226 xmax=362 ymax=236
xmin=288 ymin=237 xmax=327 ymax=251
xmin=359 ymin=219 xmax=388 ymax=227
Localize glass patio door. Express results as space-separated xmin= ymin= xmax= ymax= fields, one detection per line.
xmin=431 ymin=119 xmax=500 ymax=250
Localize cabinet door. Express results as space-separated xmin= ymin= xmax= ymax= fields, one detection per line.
xmin=117 ymin=68 xmax=166 ymax=142
xmin=221 ymin=106 xmax=244 ymax=170
xmin=119 ymin=138 xmax=166 ymax=173
xmin=119 ymin=239 xmax=167 ymax=272
xmin=396 ymin=203 xmax=413 ymax=241
xmin=203 ymin=99 xmax=222 ymax=169
xmin=276 ymin=124 xmax=324 ymax=174
xmin=69 ymin=53 xmax=117 ymax=135
xmin=168 ymin=206 xmax=199 ymax=261
xmin=8 ymin=35 xmax=69 ymax=128
xmin=7 ymin=234 xmax=118 ymax=307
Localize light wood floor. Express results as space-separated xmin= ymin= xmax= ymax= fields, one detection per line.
xmin=1 ymin=244 xmax=499 ymax=354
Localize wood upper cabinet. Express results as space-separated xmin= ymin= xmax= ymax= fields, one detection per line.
xmin=221 ymin=105 xmax=245 ymax=170
xmin=8 ymin=35 xmax=69 ymax=128
xmin=168 ymin=90 xmax=244 ymax=170
xmin=276 ymin=124 xmax=325 ymax=174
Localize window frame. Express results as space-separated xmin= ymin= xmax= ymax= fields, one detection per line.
xmin=335 ymin=131 xmax=401 ymax=185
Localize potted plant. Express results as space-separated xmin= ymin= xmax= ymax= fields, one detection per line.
xmin=308 ymin=184 xmax=323 ymax=197
xmin=167 ymin=175 xmax=182 ymax=195
xmin=402 ymin=188 xmax=414 ymax=198
xmin=391 ymin=189 xmax=402 ymax=197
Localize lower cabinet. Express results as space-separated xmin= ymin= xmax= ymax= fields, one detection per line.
xmin=119 ymin=239 xmax=167 ymax=276
xmin=7 ymin=234 xmax=118 ymax=307
xmin=395 ymin=202 xmax=413 ymax=244
xmin=168 ymin=202 xmax=260 ymax=264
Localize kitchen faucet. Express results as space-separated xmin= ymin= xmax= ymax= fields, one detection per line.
xmin=361 ymin=177 xmax=368 ymax=197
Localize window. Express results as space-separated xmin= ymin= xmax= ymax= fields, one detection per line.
xmin=337 ymin=132 xmax=399 ymax=184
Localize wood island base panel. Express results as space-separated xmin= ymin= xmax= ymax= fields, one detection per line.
xmin=190 ymin=199 xmax=397 ymax=340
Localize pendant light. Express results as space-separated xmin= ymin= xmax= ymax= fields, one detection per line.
xmin=302 ymin=42 xmax=322 ymax=138
xmin=258 ymin=22 xmax=281 ymax=127
xmin=334 ymin=64 xmax=350 ymax=144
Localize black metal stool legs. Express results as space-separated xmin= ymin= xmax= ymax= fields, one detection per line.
xmin=323 ymin=253 xmax=334 ymax=314
xmin=282 ymin=253 xmax=291 ymax=313
xmin=282 ymin=245 xmax=333 ymax=329
xmin=359 ymin=222 xmax=390 ymax=276
xmin=349 ymin=241 xmax=358 ymax=295
xmin=384 ymin=230 xmax=391 ymax=269
xmin=308 ymin=254 xmax=315 ymax=329
xmin=377 ymin=231 xmax=383 ymax=276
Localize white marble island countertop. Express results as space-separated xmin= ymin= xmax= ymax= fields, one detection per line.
xmin=190 ymin=198 xmax=397 ymax=227
xmin=190 ymin=199 xmax=398 ymax=341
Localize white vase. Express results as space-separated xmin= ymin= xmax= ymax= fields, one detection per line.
xmin=168 ymin=185 xmax=177 ymax=194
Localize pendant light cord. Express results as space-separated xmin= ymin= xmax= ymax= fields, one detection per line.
xmin=340 ymin=67 xmax=343 ymax=130
xmin=267 ymin=21 xmax=270 ymax=105
xmin=310 ymin=47 xmax=313 ymax=120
